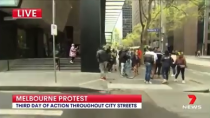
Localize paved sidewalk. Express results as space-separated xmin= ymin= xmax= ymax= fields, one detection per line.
xmin=0 ymin=69 xmax=208 ymax=92
xmin=0 ymin=71 xmax=107 ymax=91
xmin=144 ymin=90 xmax=210 ymax=118
xmin=185 ymin=56 xmax=210 ymax=66
xmin=106 ymin=69 xmax=208 ymax=92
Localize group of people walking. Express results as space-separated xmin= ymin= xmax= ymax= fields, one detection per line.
xmin=144 ymin=47 xmax=187 ymax=84
xmin=96 ymin=45 xmax=142 ymax=79
xmin=96 ymin=45 xmax=187 ymax=84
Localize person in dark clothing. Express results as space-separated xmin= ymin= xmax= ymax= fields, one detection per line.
xmin=118 ymin=49 xmax=122 ymax=70
xmin=119 ymin=48 xmax=130 ymax=76
xmin=161 ymin=50 xmax=173 ymax=84
xmin=55 ymin=44 xmax=60 ymax=69
xmin=112 ymin=49 xmax=117 ymax=71
xmin=174 ymin=54 xmax=187 ymax=83
xmin=154 ymin=48 xmax=163 ymax=78
xmin=132 ymin=51 xmax=140 ymax=77
xmin=107 ymin=49 xmax=117 ymax=72
xmin=96 ymin=46 xmax=109 ymax=80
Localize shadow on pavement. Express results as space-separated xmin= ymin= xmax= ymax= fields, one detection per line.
xmin=59 ymin=101 xmax=187 ymax=118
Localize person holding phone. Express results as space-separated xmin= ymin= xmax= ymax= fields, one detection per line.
xmin=69 ymin=44 xmax=77 ymax=63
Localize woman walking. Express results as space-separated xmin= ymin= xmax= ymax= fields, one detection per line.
xmin=132 ymin=51 xmax=140 ymax=77
xmin=174 ymin=53 xmax=187 ymax=83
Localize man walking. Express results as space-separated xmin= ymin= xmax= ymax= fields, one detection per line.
xmin=96 ymin=46 xmax=109 ymax=80
xmin=144 ymin=48 xmax=157 ymax=84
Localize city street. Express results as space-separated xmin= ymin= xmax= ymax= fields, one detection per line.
xmin=107 ymin=66 xmax=210 ymax=91
xmin=0 ymin=90 xmax=209 ymax=118
xmin=0 ymin=56 xmax=209 ymax=118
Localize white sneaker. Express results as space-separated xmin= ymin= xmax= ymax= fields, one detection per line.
xmin=162 ymin=79 xmax=167 ymax=84
xmin=171 ymin=74 xmax=175 ymax=77
xmin=70 ymin=61 xmax=73 ymax=63
xmin=148 ymin=81 xmax=152 ymax=84
xmin=182 ymin=80 xmax=185 ymax=84
xmin=174 ymin=79 xmax=177 ymax=82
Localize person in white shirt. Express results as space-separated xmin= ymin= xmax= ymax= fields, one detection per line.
xmin=144 ymin=48 xmax=157 ymax=84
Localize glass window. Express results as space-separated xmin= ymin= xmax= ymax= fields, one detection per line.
xmin=0 ymin=0 xmax=20 ymax=7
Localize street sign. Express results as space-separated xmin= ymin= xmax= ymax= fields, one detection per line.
xmin=147 ymin=28 xmax=160 ymax=32
xmin=51 ymin=24 xmax=57 ymax=36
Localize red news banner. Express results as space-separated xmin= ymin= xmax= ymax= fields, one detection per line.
xmin=12 ymin=95 xmax=142 ymax=109
xmin=12 ymin=9 xmax=42 ymax=19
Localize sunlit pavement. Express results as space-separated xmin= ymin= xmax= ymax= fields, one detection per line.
xmin=107 ymin=66 xmax=210 ymax=91
xmin=0 ymin=90 xmax=209 ymax=118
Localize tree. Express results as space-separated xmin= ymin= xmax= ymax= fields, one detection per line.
xmin=123 ymin=0 xmax=204 ymax=62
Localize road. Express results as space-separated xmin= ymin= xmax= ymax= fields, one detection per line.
xmin=0 ymin=90 xmax=210 ymax=118
xmin=0 ymin=57 xmax=209 ymax=118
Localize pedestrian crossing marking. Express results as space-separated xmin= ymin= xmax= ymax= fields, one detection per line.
xmin=0 ymin=109 xmax=63 ymax=116
xmin=108 ymin=83 xmax=172 ymax=90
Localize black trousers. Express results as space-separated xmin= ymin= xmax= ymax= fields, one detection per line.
xmin=107 ymin=61 xmax=114 ymax=72
xmin=155 ymin=63 xmax=162 ymax=76
xmin=175 ymin=66 xmax=185 ymax=80
xmin=162 ymin=66 xmax=170 ymax=80
xmin=71 ymin=57 xmax=75 ymax=61
xmin=118 ymin=59 xmax=121 ymax=69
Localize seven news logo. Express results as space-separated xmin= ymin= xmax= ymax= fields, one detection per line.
xmin=12 ymin=9 xmax=42 ymax=19
xmin=182 ymin=95 xmax=202 ymax=110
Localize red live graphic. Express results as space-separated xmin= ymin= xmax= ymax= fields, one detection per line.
xmin=188 ymin=95 xmax=196 ymax=104
xmin=12 ymin=9 xmax=42 ymax=19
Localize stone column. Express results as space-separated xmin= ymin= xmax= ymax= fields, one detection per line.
xmin=0 ymin=21 xmax=17 ymax=59
xmin=80 ymin=0 xmax=104 ymax=72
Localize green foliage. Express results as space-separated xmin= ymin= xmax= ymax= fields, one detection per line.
xmin=122 ymin=0 xmax=204 ymax=47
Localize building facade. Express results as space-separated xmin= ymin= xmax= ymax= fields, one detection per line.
xmin=132 ymin=0 xmax=139 ymax=29
xmin=0 ymin=0 xmax=106 ymax=72
xmin=202 ymin=0 xmax=210 ymax=55
xmin=122 ymin=2 xmax=132 ymax=38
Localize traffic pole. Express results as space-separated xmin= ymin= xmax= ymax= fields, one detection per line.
xmin=52 ymin=0 xmax=57 ymax=83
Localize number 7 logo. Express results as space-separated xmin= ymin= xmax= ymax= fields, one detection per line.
xmin=188 ymin=95 xmax=196 ymax=104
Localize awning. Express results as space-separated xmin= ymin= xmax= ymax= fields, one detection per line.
xmin=105 ymin=0 xmax=125 ymax=33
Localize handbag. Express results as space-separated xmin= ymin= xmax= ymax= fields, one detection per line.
xmin=180 ymin=65 xmax=185 ymax=68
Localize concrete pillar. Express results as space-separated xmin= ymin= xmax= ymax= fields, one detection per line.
xmin=80 ymin=0 xmax=104 ymax=72
xmin=101 ymin=0 xmax=106 ymax=45
xmin=0 ymin=20 xmax=17 ymax=60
